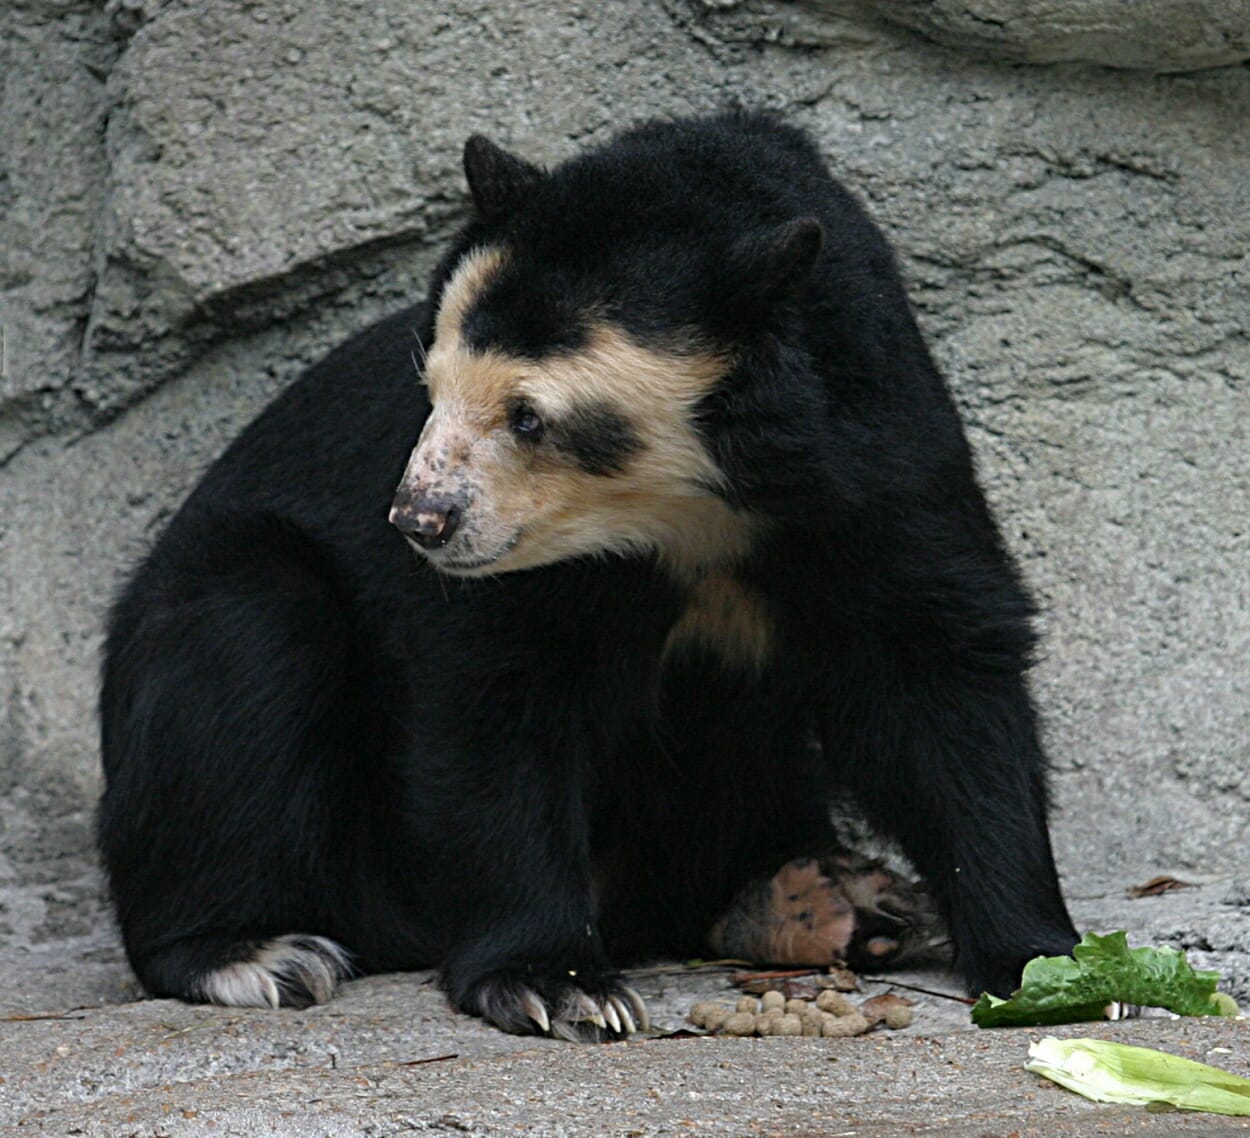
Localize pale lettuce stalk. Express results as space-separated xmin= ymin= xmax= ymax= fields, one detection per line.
xmin=1026 ymin=1036 xmax=1250 ymax=1116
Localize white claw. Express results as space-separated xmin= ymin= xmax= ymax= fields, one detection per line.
xmin=602 ymin=998 xmax=622 ymax=1034
xmin=623 ymin=985 xmax=650 ymax=1032
xmin=610 ymin=995 xmax=636 ymax=1035
xmin=519 ymin=987 xmax=551 ymax=1034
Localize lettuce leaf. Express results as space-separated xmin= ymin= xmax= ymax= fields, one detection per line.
xmin=971 ymin=931 xmax=1239 ymax=1028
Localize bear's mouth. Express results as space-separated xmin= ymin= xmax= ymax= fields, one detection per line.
xmin=416 ymin=532 xmax=522 ymax=576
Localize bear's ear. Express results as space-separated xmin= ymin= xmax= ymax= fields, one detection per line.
xmin=463 ymin=135 xmax=543 ymax=221
xmin=729 ymin=217 xmax=824 ymax=303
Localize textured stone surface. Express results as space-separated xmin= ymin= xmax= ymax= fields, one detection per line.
xmin=1 ymin=3 xmax=1248 ymax=1107
xmin=789 ymin=0 xmax=1250 ymax=72
xmin=0 ymin=4 xmax=116 ymax=458
xmin=2 ymin=995 xmax=1247 ymax=1136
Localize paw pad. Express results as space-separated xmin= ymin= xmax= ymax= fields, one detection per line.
xmin=710 ymin=852 xmax=947 ymax=972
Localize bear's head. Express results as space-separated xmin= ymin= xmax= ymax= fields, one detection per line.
xmin=389 ymin=130 xmax=824 ymax=579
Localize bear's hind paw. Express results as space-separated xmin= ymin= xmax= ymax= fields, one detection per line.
xmin=193 ymin=934 xmax=354 ymax=1010
xmin=708 ymin=854 xmax=947 ymax=971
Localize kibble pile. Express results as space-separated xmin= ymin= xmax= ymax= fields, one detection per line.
xmin=688 ymin=988 xmax=913 ymax=1038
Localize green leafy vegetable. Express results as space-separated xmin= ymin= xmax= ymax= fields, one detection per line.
xmin=1026 ymin=1036 xmax=1250 ymax=1116
xmin=972 ymin=931 xmax=1240 ymax=1027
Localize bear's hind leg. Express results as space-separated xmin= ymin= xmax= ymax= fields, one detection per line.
xmin=100 ymin=512 xmax=403 ymax=1008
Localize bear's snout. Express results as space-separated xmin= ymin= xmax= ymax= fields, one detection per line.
xmin=389 ymin=490 xmax=463 ymax=549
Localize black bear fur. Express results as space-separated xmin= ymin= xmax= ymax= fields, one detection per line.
xmin=99 ymin=111 xmax=1078 ymax=1039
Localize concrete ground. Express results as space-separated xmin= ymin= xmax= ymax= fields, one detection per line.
xmin=2 ymin=879 xmax=1247 ymax=1136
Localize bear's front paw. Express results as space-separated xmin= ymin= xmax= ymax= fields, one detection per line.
xmin=453 ymin=969 xmax=650 ymax=1042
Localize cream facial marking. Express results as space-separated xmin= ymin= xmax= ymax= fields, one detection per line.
xmin=430 ymin=245 xmax=510 ymax=359
xmin=391 ymin=247 xmax=756 ymax=579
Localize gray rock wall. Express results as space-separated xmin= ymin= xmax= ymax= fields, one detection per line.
xmin=835 ymin=0 xmax=1250 ymax=72
xmin=2 ymin=0 xmax=1248 ymax=998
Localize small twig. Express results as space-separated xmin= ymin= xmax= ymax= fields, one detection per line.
xmin=399 ymin=1052 xmax=459 ymax=1066
xmin=1 ymin=1012 xmax=88 ymax=1022
xmin=730 ymin=968 xmax=822 ymax=984
xmin=623 ymin=960 xmax=750 ymax=978
xmin=157 ymin=1020 xmax=220 ymax=1042
xmin=859 ymin=977 xmax=976 ymax=1005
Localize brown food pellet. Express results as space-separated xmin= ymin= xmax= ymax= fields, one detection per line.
xmin=722 ymin=1011 xmax=757 ymax=1036
xmin=773 ymin=1013 xmax=803 ymax=1036
xmin=821 ymin=1011 xmax=871 ymax=1038
xmin=884 ymin=1004 xmax=914 ymax=1030
xmin=815 ymin=990 xmax=854 ymax=1016
xmin=687 ymin=1002 xmax=721 ymax=1028
xmin=759 ymin=990 xmax=786 ymax=1012
xmin=735 ymin=995 xmax=760 ymax=1015
xmin=705 ymin=1007 xmax=732 ymax=1031
xmin=858 ymin=992 xmax=914 ymax=1029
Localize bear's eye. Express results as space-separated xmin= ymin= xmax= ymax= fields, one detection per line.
xmin=509 ymin=404 xmax=544 ymax=440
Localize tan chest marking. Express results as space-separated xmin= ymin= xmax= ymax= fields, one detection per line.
xmin=664 ymin=574 xmax=773 ymax=672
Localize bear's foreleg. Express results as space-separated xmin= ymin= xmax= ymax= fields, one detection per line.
xmin=821 ymin=658 xmax=1078 ymax=997
xmin=423 ymin=718 xmax=649 ymax=1041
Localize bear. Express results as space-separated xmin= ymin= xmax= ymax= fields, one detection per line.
xmin=98 ymin=110 xmax=1079 ymax=1041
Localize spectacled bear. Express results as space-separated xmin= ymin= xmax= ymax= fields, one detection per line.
xmin=99 ymin=111 xmax=1078 ymax=1041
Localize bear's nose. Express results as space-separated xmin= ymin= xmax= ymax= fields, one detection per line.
xmin=390 ymin=497 xmax=461 ymax=549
